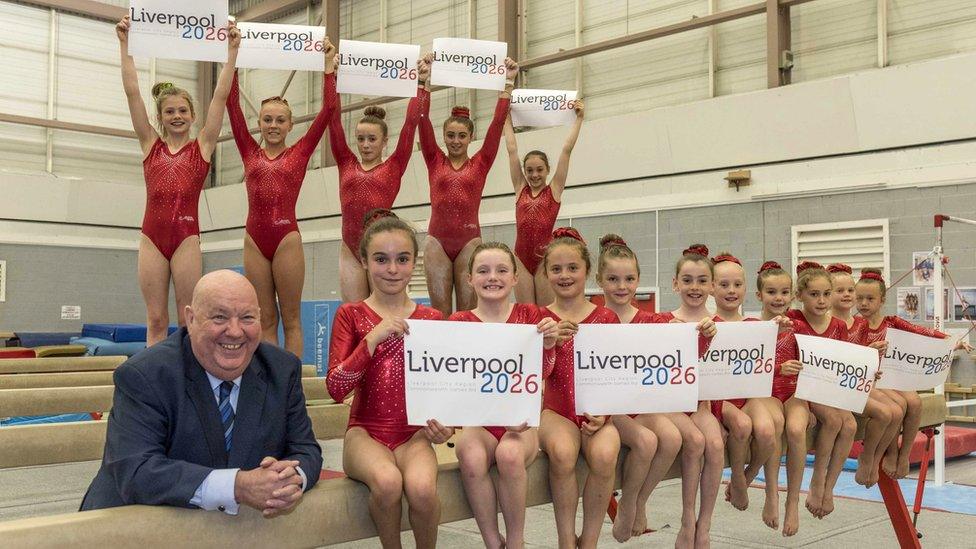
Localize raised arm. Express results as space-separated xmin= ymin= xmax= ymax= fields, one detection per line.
xmin=326 ymin=306 xmax=372 ymax=402
xmin=198 ymin=22 xmax=240 ymax=159
xmin=389 ymin=57 xmax=430 ymax=175
xmin=294 ymin=38 xmax=338 ymax=158
xmin=324 ymin=42 xmax=355 ymax=168
xmin=549 ymin=99 xmax=584 ymax=202
xmin=503 ymin=115 xmax=527 ymax=193
xmin=473 ymin=58 xmax=517 ymax=168
xmin=116 ymin=16 xmax=158 ymax=156
xmin=225 ymin=70 xmax=260 ymax=159
xmin=416 ymin=53 xmax=442 ymax=168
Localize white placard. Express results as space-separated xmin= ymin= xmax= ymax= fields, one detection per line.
xmin=510 ymin=89 xmax=578 ymax=127
xmin=431 ymin=37 xmax=508 ymax=90
xmin=574 ymin=323 xmax=699 ymax=416
xmin=403 ymin=320 xmax=543 ymax=427
xmin=127 ymin=0 xmax=229 ymax=62
xmin=61 ymin=306 xmax=81 ymax=320
xmin=699 ymin=321 xmax=777 ymax=400
xmin=236 ymin=23 xmax=326 ymax=71
xmin=337 ymin=40 xmax=422 ymax=97
xmin=794 ymin=334 xmax=879 ymax=413
xmin=876 ymin=328 xmax=955 ymax=391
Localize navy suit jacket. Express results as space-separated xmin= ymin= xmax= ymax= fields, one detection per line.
xmin=80 ymin=328 xmax=322 ymax=511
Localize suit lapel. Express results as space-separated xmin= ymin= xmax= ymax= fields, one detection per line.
xmin=228 ymin=357 xmax=267 ymax=468
xmin=183 ymin=337 xmax=229 ymax=468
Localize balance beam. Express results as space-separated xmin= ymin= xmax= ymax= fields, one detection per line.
xmin=0 ymin=356 xmax=126 ymax=375
xmin=0 ymin=379 xmax=329 ymax=417
xmin=0 ymin=394 xmax=949 ymax=548
xmin=0 ymin=404 xmax=350 ymax=469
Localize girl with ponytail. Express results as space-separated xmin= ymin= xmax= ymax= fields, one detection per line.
xmin=418 ymin=53 xmax=519 ymax=317
xmin=329 ymin=52 xmax=430 ymax=302
xmin=116 ymin=15 xmax=239 ymax=345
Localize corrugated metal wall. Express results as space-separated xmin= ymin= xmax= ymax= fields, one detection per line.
xmin=2 ymin=0 xmax=976 ymax=186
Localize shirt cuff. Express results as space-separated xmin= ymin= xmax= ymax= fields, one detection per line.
xmin=189 ymin=468 xmax=241 ymax=515
xmin=296 ymin=466 xmax=308 ymax=492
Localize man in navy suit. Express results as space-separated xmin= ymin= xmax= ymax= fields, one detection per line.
xmin=80 ymin=270 xmax=322 ymax=516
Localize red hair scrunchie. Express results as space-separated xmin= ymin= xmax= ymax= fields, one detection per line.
xmin=796 ymin=261 xmax=824 ymax=276
xmin=683 ymin=244 xmax=709 ymax=257
xmin=712 ymin=253 xmax=741 ymax=266
xmin=601 ymin=236 xmax=628 ymax=249
xmin=758 ymin=260 xmax=782 ymax=273
xmin=451 ymin=106 xmax=471 ymax=119
xmin=362 ymin=208 xmax=395 ymax=229
xmin=826 ymin=263 xmax=853 ymax=275
xmin=553 ymin=227 xmax=585 ymax=243
xmin=860 ymin=271 xmax=885 ymax=283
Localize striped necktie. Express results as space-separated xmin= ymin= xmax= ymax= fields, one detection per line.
xmin=218 ymin=381 xmax=235 ymax=453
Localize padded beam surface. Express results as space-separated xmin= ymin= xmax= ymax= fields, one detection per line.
xmin=0 ymin=371 xmax=116 ymax=388
xmin=0 ymin=356 xmax=126 ymax=374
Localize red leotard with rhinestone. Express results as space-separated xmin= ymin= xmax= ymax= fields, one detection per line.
xmin=771 ymin=330 xmax=800 ymax=403
xmin=141 ymin=138 xmax=209 ymax=260
xmin=330 ymin=86 xmax=427 ymax=254
xmin=227 ymin=71 xmax=336 ymax=261
xmin=327 ymin=301 xmax=443 ymax=450
xmin=419 ymin=96 xmax=510 ymax=261
xmin=450 ymin=303 xmax=556 ymax=441
xmin=540 ymin=305 xmax=619 ymax=427
xmin=851 ymin=315 xmax=946 ymax=346
xmin=846 ymin=316 xmax=869 ymax=344
xmin=514 ymin=185 xmax=561 ymax=274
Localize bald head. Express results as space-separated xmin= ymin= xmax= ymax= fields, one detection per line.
xmin=185 ymin=270 xmax=262 ymax=381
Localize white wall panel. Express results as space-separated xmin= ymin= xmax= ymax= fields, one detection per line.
xmin=791 ymin=0 xmax=877 ymax=83
xmin=0 ymin=122 xmax=46 ymax=174
xmin=0 ymin=2 xmax=49 ymax=171
xmin=714 ymin=0 xmax=765 ymax=96
xmin=887 ymin=0 xmax=976 ymax=65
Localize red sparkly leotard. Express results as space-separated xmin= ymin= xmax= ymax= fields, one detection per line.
xmin=652 ymin=312 xmax=719 ymax=420
xmin=540 ymin=305 xmax=619 ymax=427
xmin=514 ymin=185 xmax=561 ymax=274
xmin=330 ymin=86 xmax=426 ymax=254
xmin=449 ymin=303 xmax=556 ymax=441
xmin=771 ymin=329 xmax=800 ymax=403
xmin=327 ymin=301 xmax=443 ymax=450
xmin=845 ymin=316 xmax=868 ymax=344
xmin=227 ymin=71 xmax=336 ymax=261
xmin=850 ymin=316 xmax=946 ymax=346
xmin=141 ymin=138 xmax=209 ymax=260
xmin=419 ymin=96 xmax=510 ymax=261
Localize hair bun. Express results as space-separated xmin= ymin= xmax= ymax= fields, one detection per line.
xmin=758 ymin=260 xmax=782 ymax=274
xmin=796 ymin=260 xmax=824 ymax=276
xmin=599 ymin=233 xmax=628 ymax=250
xmin=712 ymin=253 xmax=741 ymax=266
xmin=151 ymin=82 xmax=175 ymax=100
xmin=683 ymin=244 xmax=709 ymax=257
xmin=451 ymin=106 xmax=471 ymax=119
xmin=362 ymin=208 xmax=397 ymax=229
xmin=553 ymin=227 xmax=585 ymax=243
xmin=826 ymin=263 xmax=852 ymax=275
xmin=363 ymin=106 xmax=386 ymax=119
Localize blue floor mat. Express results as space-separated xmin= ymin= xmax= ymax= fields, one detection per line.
xmin=722 ymin=454 xmax=976 ymax=515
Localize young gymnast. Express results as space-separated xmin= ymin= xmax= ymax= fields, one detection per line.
xmin=753 ymin=262 xmax=807 ymax=536
xmin=537 ymin=228 xmax=621 ymax=549
xmin=647 ymin=244 xmax=722 ymax=548
xmin=450 ymin=242 xmax=559 ymax=549
xmin=854 ymin=268 xmax=971 ymax=479
xmin=116 ymin=16 xmax=239 ymax=345
xmin=710 ymin=254 xmax=782 ymax=530
xmin=226 ymin=38 xmax=337 ymax=356
xmin=595 ymin=235 xmax=682 ymax=542
xmin=503 ymin=100 xmax=585 ymax=306
xmin=330 ymin=51 xmax=430 ymax=302
xmin=327 ymin=210 xmax=450 ymax=549
xmin=826 ymin=264 xmax=901 ymax=487
xmin=419 ymin=54 xmax=519 ymax=317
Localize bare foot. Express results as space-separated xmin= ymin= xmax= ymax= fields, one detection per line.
xmin=612 ymin=498 xmax=636 ymax=543
xmin=674 ymin=524 xmax=695 ymax=549
xmin=694 ymin=519 xmax=711 ymax=549
xmin=728 ymin=478 xmax=750 ymax=511
xmin=782 ymin=497 xmax=800 ymax=537
xmin=855 ymin=456 xmax=872 ymax=486
xmin=805 ymin=484 xmax=823 ymax=519
xmin=820 ymin=492 xmax=835 ymax=517
xmin=896 ymin=455 xmax=911 ymax=479
xmin=881 ymin=450 xmax=898 ymax=478
xmin=632 ymin=507 xmax=649 ymax=537
xmin=762 ymin=489 xmax=780 ymax=530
